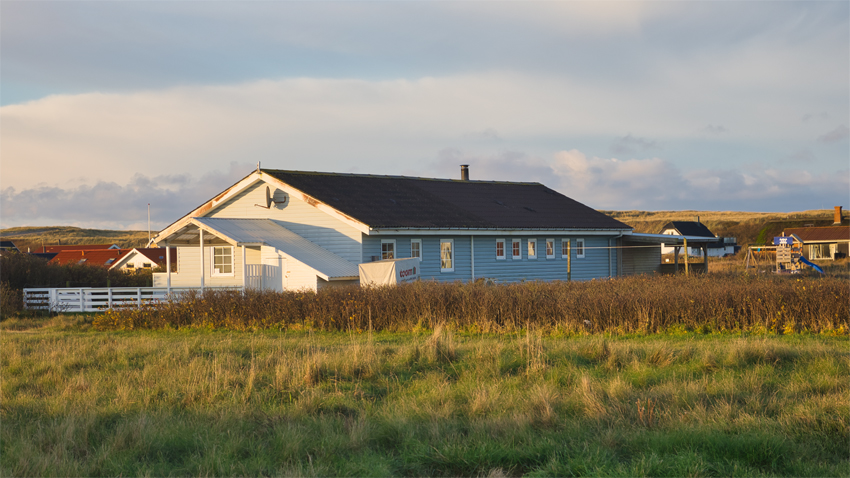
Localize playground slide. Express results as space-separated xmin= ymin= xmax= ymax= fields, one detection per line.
xmin=798 ymin=256 xmax=825 ymax=274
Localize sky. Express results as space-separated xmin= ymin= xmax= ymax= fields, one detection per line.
xmin=1 ymin=1 xmax=848 ymax=231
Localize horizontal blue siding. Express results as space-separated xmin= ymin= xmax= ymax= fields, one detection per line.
xmin=362 ymin=235 xmax=620 ymax=282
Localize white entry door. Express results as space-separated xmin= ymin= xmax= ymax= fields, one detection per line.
xmin=261 ymin=253 xmax=286 ymax=291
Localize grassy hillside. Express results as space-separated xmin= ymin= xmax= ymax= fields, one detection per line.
xmin=0 ymin=226 xmax=149 ymax=252
xmin=2 ymin=208 xmax=845 ymax=252
xmin=603 ymin=209 xmax=846 ymax=248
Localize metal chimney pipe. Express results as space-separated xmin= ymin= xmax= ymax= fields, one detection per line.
xmin=460 ymin=164 xmax=469 ymax=181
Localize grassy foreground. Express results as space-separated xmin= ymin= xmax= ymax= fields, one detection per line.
xmin=2 ymin=319 xmax=848 ymax=477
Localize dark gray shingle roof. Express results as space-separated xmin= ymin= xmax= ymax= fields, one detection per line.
xmin=661 ymin=221 xmax=715 ymax=238
xmin=265 ymin=170 xmax=630 ymax=230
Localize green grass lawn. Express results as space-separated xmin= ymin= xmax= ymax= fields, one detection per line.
xmin=2 ymin=317 xmax=848 ymax=477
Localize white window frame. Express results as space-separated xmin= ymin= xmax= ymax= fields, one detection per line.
xmin=561 ymin=239 xmax=570 ymax=259
xmin=496 ymin=238 xmax=506 ymax=260
xmin=212 ymin=246 xmax=234 ymax=276
xmin=512 ymin=239 xmax=521 ymax=260
xmin=527 ymin=238 xmax=537 ymax=260
xmin=440 ymin=239 xmax=454 ymax=272
xmin=381 ymin=239 xmax=396 ymax=260
xmin=576 ymin=238 xmax=586 ymax=259
xmin=546 ymin=239 xmax=555 ymax=259
xmin=410 ymin=239 xmax=422 ymax=261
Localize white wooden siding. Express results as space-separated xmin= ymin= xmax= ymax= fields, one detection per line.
xmin=207 ymin=181 xmax=362 ymax=263
xmin=154 ymin=246 xmax=244 ymax=287
xmin=154 ymin=244 xmax=327 ymax=292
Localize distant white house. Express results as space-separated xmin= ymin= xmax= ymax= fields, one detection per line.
xmin=660 ymin=221 xmax=738 ymax=257
xmin=109 ymin=248 xmax=176 ymax=271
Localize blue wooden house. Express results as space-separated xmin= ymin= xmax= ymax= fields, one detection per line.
xmin=153 ymin=167 xmax=642 ymax=291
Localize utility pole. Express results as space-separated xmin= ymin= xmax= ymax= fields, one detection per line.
xmin=148 ymin=203 xmax=151 ymax=245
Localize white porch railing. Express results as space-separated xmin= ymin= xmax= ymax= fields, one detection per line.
xmin=22 ymin=287 xmax=235 ymax=313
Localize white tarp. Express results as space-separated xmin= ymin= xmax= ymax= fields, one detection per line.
xmin=358 ymin=257 xmax=420 ymax=286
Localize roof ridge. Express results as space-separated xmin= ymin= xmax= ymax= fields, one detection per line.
xmin=262 ymin=168 xmax=541 ymax=186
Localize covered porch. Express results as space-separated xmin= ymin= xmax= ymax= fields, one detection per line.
xmin=153 ymin=218 xmax=360 ymax=293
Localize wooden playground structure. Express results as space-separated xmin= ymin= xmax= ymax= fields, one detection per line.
xmin=745 ymin=234 xmax=823 ymax=274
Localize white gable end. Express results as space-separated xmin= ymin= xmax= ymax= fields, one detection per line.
xmin=204 ymin=180 xmax=362 ymax=264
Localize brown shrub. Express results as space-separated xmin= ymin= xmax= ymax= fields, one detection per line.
xmin=93 ymin=274 xmax=849 ymax=334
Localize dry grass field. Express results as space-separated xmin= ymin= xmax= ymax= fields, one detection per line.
xmin=1 ymin=317 xmax=847 ymax=477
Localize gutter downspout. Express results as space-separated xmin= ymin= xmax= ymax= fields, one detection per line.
xmin=613 ymin=233 xmax=624 ymax=277
xmin=471 ymin=236 xmax=475 ymax=282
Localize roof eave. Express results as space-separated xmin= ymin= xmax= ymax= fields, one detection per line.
xmin=368 ymin=227 xmax=633 ymax=235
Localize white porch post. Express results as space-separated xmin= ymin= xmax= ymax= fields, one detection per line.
xmin=165 ymin=241 xmax=172 ymax=295
xmin=199 ymin=229 xmax=205 ymax=292
xmin=241 ymin=244 xmax=247 ymax=295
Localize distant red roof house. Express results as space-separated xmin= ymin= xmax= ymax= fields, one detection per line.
xmin=41 ymin=244 xmax=119 ymax=253
xmin=782 ymin=226 xmax=850 ymax=260
xmin=48 ymin=249 xmax=128 ymax=267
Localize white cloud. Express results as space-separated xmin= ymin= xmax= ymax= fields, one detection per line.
xmin=425 ymin=149 xmax=849 ymax=212
xmin=2 ymin=71 xmax=845 ymax=194
xmin=0 ymin=163 xmax=251 ymax=230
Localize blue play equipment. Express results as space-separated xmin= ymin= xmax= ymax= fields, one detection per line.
xmin=798 ymin=256 xmax=825 ymax=274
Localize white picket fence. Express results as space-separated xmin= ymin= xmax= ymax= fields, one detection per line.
xmin=22 ymin=287 xmax=231 ymax=313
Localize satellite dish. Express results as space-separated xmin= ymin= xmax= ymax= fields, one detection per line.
xmin=255 ymin=186 xmax=286 ymax=209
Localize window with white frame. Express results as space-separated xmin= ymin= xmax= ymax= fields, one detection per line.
xmin=381 ymin=240 xmax=396 ymax=260
xmin=512 ymin=239 xmax=521 ymax=259
xmin=410 ymin=239 xmax=422 ymax=261
xmin=527 ymin=239 xmax=537 ymax=259
xmin=212 ymin=246 xmax=233 ymax=275
xmin=576 ymin=239 xmax=585 ymax=258
xmin=561 ymin=239 xmax=570 ymax=259
xmin=546 ymin=239 xmax=555 ymax=259
xmin=809 ymin=244 xmax=830 ymax=260
xmin=440 ymin=239 xmax=454 ymax=272
xmin=496 ymin=239 xmax=506 ymax=260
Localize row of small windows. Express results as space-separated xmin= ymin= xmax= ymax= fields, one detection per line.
xmin=382 ymin=239 xmax=451 ymax=271
xmin=381 ymin=239 xmax=422 ymax=261
xmin=381 ymin=238 xmax=585 ymax=272
xmin=497 ymin=238 xmax=584 ymax=260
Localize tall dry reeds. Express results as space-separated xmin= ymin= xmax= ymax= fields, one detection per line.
xmin=93 ymin=274 xmax=849 ymax=334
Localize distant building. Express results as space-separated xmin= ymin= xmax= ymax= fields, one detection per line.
xmin=782 ymin=226 xmax=849 ymax=261
xmin=109 ymin=248 xmax=177 ymax=272
xmin=48 ymin=249 xmax=127 ymax=268
xmin=659 ymin=221 xmax=738 ymax=257
xmin=0 ymin=241 xmax=19 ymax=253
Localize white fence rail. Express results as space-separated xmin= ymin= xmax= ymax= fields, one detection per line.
xmin=23 ymin=287 xmax=231 ymax=313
